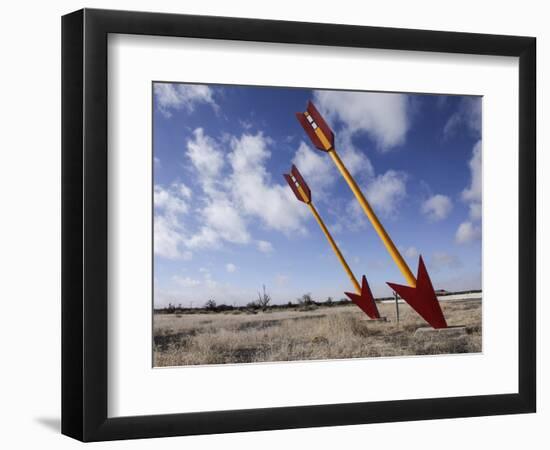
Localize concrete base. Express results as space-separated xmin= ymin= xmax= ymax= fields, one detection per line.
xmin=414 ymin=325 xmax=467 ymax=337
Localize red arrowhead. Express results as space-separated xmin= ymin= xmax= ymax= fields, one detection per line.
xmin=345 ymin=275 xmax=381 ymax=319
xmin=387 ymin=256 xmax=448 ymax=329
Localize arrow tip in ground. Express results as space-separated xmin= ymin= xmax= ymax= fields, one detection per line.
xmin=387 ymin=255 xmax=448 ymax=329
xmin=345 ymin=275 xmax=381 ymax=319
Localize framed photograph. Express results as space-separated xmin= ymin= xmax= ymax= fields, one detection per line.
xmin=62 ymin=8 xmax=536 ymax=442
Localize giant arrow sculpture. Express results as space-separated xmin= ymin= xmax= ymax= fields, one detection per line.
xmin=296 ymin=101 xmax=447 ymax=329
xmin=284 ymin=165 xmax=381 ymax=320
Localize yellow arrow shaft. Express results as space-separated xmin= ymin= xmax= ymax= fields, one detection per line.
xmin=327 ymin=148 xmax=417 ymax=288
xmin=306 ymin=115 xmax=416 ymax=287
xmin=294 ymin=181 xmax=360 ymax=293
xmin=308 ymin=202 xmax=361 ymax=294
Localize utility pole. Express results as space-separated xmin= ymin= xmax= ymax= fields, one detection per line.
xmin=394 ymin=292 xmax=400 ymax=324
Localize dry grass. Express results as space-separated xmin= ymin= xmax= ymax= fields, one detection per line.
xmin=153 ymin=300 xmax=481 ymax=367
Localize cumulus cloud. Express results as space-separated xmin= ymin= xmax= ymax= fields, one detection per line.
xmin=469 ymin=203 xmax=482 ymax=221
xmin=257 ymin=240 xmax=274 ymax=253
xmin=154 ymin=183 xmax=191 ymax=215
xmin=291 ymin=135 xmax=374 ymax=202
xmin=186 ymin=128 xmax=225 ymax=191
xmin=403 ymin=246 xmax=419 ymax=259
xmin=187 ymin=197 xmax=250 ymax=248
xmin=154 ymin=129 xmax=309 ymax=258
xmin=443 ymin=97 xmax=482 ymax=139
xmin=292 ymin=141 xmax=335 ymax=194
xmin=337 ymin=129 xmax=375 ymax=179
xmin=421 ymin=194 xmax=453 ymax=221
xmin=456 ymin=140 xmax=482 ymax=243
xmin=225 ymin=263 xmax=237 ymax=273
xmin=228 ymin=133 xmax=308 ymax=233
xmin=455 ymin=221 xmax=481 ymax=244
xmin=172 ymin=276 xmax=201 ymax=287
xmin=202 ymin=199 xmax=249 ymax=244
xmin=462 ymin=140 xmax=482 ymax=206
xmin=154 ymin=183 xmax=193 ymax=259
xmin=364 ymin=170 xmax=407 ymax=217
xmin=154 ymin=214 xmax=188 ymax=259
xmin=154 ymin=83 xmax=217 ymax=117
xmin=313 ymin=90 xmax=410 ymax=151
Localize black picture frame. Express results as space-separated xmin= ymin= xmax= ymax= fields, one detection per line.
xmin=62 ymin=8 xmax=536 ymax=442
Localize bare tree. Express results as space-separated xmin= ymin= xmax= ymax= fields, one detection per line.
xmin=297 ymin=293 xmax=313 ymax=306
xmin=204 ymin=299 xmax=217 ymax=311
xmin=256 ymin=285 xmax=271 ymax=311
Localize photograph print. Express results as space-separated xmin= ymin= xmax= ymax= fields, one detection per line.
xmin=152 ymin=82 xmax=482 ymax=367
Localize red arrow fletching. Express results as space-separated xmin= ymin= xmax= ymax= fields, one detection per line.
xmin=290 ymin=165 xmax=311 ymax=202
xmin=283 ymin=165 xmax=311 ymax=204
xmin=386 ymin=256 xmax=448 ymax=329
xmin=295 ymin=112 xmax=325 ymax=151
xmin=306 ymin=101 xmax=334 ymax=149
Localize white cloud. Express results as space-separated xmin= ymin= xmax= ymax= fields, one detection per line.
xmin=291 ymin=136 xmax=374 ymax=202
xmin=456 ymin=139 xmax=482 ymax=240
xmin=153 ymin=183 xmax=193 ymax=259
xmin=239 ymin=119 xmax=253 ymax=130
xmin=203 ymin=198 xmax=250 ymax=243
xmin=226 ymin=263 xmax=237 ymax=273
xmin=403 ymin=246 xmax=419 ymax=259
xmin=469 ymin=203 xmax=482 ymax=221
xmin=228 ymin=133 xmax=308 ymax=233
xmin=175 ymin=130 xmax=309 ymax=253
xmin=185 ymin=227 xmax=219 ymax=249
xmin=154 ymin=83 xmax=217 ymax=117
xmin=154 ymin=215 xmax=186 ymax=259
xmin=187 ymin=197 xmax=250 ymax=249
xmin=444 ymin=97 xmax=482 ymax=139
xmin=292 ymin=141 xmax=335 ymax=194
xmin=154 ymin=183 xmax=191 ymax=216
xmin=337 ymin=129 xmax=375 ymax=179
xmin=202 ymin=199 xmax=249 ymax=244
xmin=364 ymin=170 xmax=407 ymax=217
xmin=186 ymin=128 xmax=225 ymax=190
xmin=421 ymin=194 xmax=453 ymax=221
xmin=172 ymin=276 xmax=200 ymax=287
xmin=462 ymin=140 xmax=482 ymax=205
xmin=431 ymin=251 xmax=461 ymax=269
xmin=313 ymin=90 xmax=410 ymax=151
xmin=455 ymin=221 xmax=481 ymax=244
xmin=257 ymin=240 xmax=274 ymax=253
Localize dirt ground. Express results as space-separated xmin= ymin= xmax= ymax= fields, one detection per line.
xmin=153 ymin=299 xmax=482 ymax=367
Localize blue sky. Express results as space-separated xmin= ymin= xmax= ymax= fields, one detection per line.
xmin=153 ymin=82 xmax=482 ymax=307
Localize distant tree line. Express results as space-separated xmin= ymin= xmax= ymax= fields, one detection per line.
xmin=154 ymin=286 xmax=353 ymax=315
xmin=154 ymin=286 xmax=482 ymax=315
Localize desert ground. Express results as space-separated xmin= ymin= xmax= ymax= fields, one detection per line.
xmin=153 ymin=299 xmax=481 ymax=367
